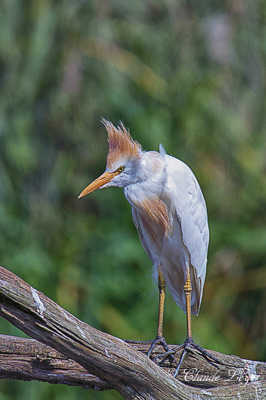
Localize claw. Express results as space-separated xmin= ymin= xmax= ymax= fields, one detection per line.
xmin=174 ymin=347 xmax=189 ymax=377
xmin=173 ymin=338 xmax=228 ymax=377
xmin=154 ymin=349 xmax=175 ymax=364
xmin=147 ymin=336 xmax=175 ymax=363
xmin=147 ymin=336 xmax=166 ymax=357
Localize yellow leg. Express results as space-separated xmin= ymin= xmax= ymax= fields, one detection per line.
xmin=184 ymin=267 xmax=192 ymax=340
xmin=146 ymin=269 xmax=171 ymax=358
xmin=157 ymin=268 xmax=166 ymax=338
xmin=174 ymin=267 xmax=223 ymax=377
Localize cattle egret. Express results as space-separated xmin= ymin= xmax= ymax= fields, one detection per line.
xmin=79 ymin=120 xmax=217 ymax=375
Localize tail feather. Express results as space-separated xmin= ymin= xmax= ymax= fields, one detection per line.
xmin=161 ymin=261 xmax=203 ymax=315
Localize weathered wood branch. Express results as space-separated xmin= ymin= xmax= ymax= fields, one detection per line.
xmin=0 ymin=334 xmax=110 ymax=390
xmin=0 ymin=266 xmax=265 ymax=399
xmin=1 ymin=334 xmax=266 ymax=392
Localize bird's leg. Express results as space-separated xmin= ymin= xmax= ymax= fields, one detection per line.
xmin=125 ymin=270 xmax=173 ymax=360
xmin=155 ymin=269 xmax=193 ymax=365
xmin=184 ymin=267 xmax=192 ymax=340
xmin=157 ymin=268 xmax=166 ymax=338
xmin=172 ymin=268 xmax=193 ymax=375
xmin=173 ymin=267 xmax=224 ymax=376
xmin=146 ymin=269 xmax=174 ymax=359
xmin=155 ymin=268 xmax=225 ymax=373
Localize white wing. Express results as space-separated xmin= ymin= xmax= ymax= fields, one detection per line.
xmin=127 ymin=152 xmax=209 ymax=315
xmin=162 ymin=155 xmax=209 ymax=314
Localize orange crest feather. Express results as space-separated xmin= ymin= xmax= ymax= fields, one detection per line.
xmin=102 ymin=119 xmax=141 ymax=169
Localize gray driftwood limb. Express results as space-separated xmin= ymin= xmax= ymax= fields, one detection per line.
xmin=0 ymin=266 xmax=265 ymax=399
xmin=0 ymin=334 xmax=110 ymax=390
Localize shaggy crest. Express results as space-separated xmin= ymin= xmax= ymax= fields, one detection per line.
xmin=102 ymin=119 xmax=141 ymax=169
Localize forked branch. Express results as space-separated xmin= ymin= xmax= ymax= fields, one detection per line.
xmin=0 ymin=266 xmax=265 ymax=399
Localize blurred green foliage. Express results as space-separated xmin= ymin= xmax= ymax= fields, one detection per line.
xmin=1 ymin=1 xmax=266 ymax=399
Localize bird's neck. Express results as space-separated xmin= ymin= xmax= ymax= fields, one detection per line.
xmin=124 ymin=152 xmax=167 ymax=209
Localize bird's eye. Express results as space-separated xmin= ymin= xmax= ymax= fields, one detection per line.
xmin=115 ymin=166 xmax=125 ymax=173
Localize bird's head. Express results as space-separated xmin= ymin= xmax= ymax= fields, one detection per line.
xmin=78 ymin=120 xmax=143 ymax=198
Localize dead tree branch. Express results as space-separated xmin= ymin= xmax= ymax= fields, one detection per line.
xmin=0 ymin=334 xmax=110 ymax=390
xmin=0 ymin=266 xmax=265 ymax=399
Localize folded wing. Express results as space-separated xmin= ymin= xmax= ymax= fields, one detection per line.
xmin=131 ymin=154 xmax=209 ymax=315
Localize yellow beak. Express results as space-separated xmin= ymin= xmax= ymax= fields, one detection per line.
xmin=78 ymin=171 xmax=119 ymax=199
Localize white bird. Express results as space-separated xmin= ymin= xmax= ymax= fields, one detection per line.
xmin=79 ymin=120 xmax=213 ymax=373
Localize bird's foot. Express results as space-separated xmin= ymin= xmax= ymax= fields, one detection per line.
xmin=146 ymin=336 xmax=175 ymax=363
xmin=124 ymin=336 xmax=174 ymax=363
xmin=154 ymin=337 xmax=226 ymax=377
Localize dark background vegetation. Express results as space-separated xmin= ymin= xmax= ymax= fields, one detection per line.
xmin=1 ymin=1 xmax=266 ymax=399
